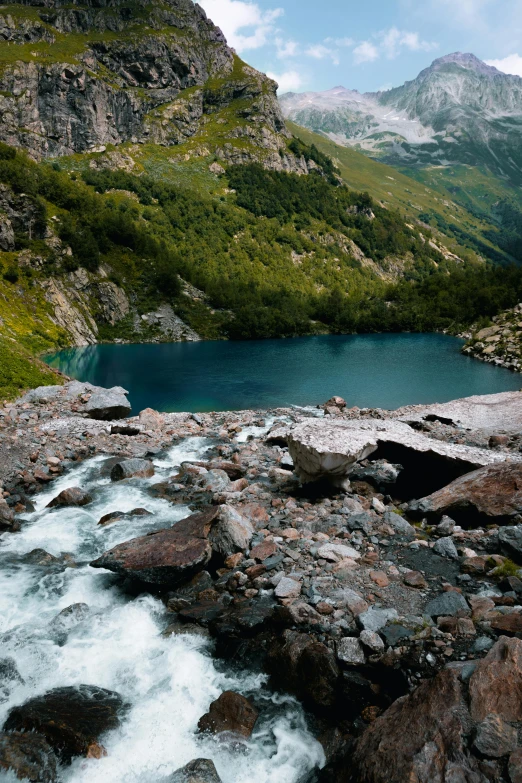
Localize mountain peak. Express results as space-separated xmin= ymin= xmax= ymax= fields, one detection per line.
xmin=428 ymin=52 xmax=501 ymax=75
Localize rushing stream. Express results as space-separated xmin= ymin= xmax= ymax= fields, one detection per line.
xmin=0 ymin=438 xmax=324 ymax=783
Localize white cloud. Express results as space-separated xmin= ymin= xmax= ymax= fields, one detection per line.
xmin=276 ymin=37 xmax=299 ymax=58
xmin=305 ymin=44 xmax=340 ymax=66
xmin=266 ymin=69 xmax=304 ymax=92
xmin=353 ymin=41 xmax=379 ymax=64
xmin=380 ymin=27 xmax=438 ymax=59
xmin=486 ymin=53 xmax=522 ymax=77
xmin=352 ymin=28 xmax=437 ymax=65
xmin=199 ymin=0 xmax=283 ymax=52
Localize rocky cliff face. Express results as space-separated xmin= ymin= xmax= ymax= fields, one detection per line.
xmin=280 ymin=53 xmax=522 ymax=182
xmin=0 ymin=0 xmax=300 ymax=169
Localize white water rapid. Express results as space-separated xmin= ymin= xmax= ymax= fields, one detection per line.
xmin=0 ymin=438 xmax=324 ymax=783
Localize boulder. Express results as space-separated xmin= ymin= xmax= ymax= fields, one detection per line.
xmin=425 ymin=591 xmax=470 ymax=618
xmin=0 ymin=731 xmax=58 ymax=783
xmin=499 ymin=526 xmax=522 ymax=564
xmin=208 ymin=505 xmax=253 ymax=558
xmin=316 ymin=543 xmax=361 ymax=563
xmin=47 ymin=487 xmax=92 ymax=509
xmin=84 ymin=389 xmax=131 ymax=420
xmin=110 ymin=459 xmax=155 ymax=481
xmin=138 ymin=408 xmax=164 ymax=430
xmin=349 ymin=668 xmax=482 ymax=783
xmin=432 ymin=536 xmax=459 ymax=560
xmin=287 ymin=418 xmax=509 ymax=489
xmin=0 ymin=504 xmax=15 ymax=532
xmin=357 ymin=607 xmax=398 ymax=632
xmin=469 ymin=636 xmax=522 ymax=722
xmin=473 ymin=713 xmax=517 ymax=758
xmin=337 ymin=637 xmax=366 ymax=665
xmin=3 ymin=685 xmax=126 ymax=763
xmin=90 ymin=508 xmax=220 ymax=585
xmin=167 ymin=758 xmax=222 ymax=783
xmin=197 ymin=691 xmax=258 ymax=739
xmin=98 ymin=508 xmax=152 ymax=527
xmin=409 ymin=462 xmax=522 ymax=525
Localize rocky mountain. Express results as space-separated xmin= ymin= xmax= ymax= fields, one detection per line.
xmin=0 ymin=0 xmax=310 ymax=172
xmin=280 ymin=53 xmax=522 ymax=182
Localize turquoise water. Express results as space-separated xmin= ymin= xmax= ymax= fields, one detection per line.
xmin=44 ymin=334 xmax=521 ymax=413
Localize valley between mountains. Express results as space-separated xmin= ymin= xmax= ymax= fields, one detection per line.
xmin=1 ymin=3 xmax=522 ymax=398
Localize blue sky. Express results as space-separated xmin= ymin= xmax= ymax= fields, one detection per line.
xmin=198 ymin=0 xmax=522 ymax=92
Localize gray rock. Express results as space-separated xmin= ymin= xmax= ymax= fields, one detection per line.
xmin=337 ymin=637 xmax=366 ymax=665
xmin=316 ymin=543 xmax=361 ymax=562
xmin=433 ymin=536 xmax=459 ymax=560
xmin=473 ymin=713 xmax=518 ymax=758
xmin=357 ymin=607 xmax=399 ymax=632
xmin=472 ymin=636 xmax=495 ymax=654
xmin=208 ymin=505 xmax=253 ymax=558
xmin=359 ymin=629 xmax=385 ymax=652
xmin=425 ymin=591 xmax=470 ymax=618
xmin=384 ymin=511 xmax=416 ymax=539
xmin=110 ymin=459 xmax=154 ymax=481
xmin=85 ymin=390 xmax=131 ymax=421
xmin=287 ymin=417 xmax=509 ymax=488
xmin=499 ymin=526 xmax=522 ymax=563
xmin=436 ymin=515 xmax=456 ymax=535
xmin=274 ymin=576 xmax=302 ymax=600
xmin=167 ymin=758 xmax=222 ymax=783
xmin=381 ymin=624 xmax=414 ymax=646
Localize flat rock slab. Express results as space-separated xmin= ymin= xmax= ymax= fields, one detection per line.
xmin=91 ymin=508 xmax=219 ymax=585
xmin=409 ymin=462 xmax=522 ymax=524
xmin=396 ymin=391 xmax=522 ymax=434
xmin=3 ymin=685 xmax=126 ymax=763
xmin=287 ymin=418 xmax=514 ymax=487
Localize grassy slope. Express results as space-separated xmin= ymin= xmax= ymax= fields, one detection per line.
xmin=287 ymin=122 xmax=508 ymax=262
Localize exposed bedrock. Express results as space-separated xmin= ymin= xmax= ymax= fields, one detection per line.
xmin=408 ymin=462 xmax=522 ymax=525
xmin=287 ymin=419 xmax=518 ymax=497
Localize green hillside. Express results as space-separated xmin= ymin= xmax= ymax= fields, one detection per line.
xmin=287 ymin=122 xmax=513 ymax=265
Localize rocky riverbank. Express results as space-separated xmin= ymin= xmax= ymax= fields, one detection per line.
xmin=2 ymin=383 xmax=522 ymax=782
xmin=462 ymin=303 xmax=522 ymax=373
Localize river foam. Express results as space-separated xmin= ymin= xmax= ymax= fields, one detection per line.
xmin=0 ymin=440 xmax=324 ymax=783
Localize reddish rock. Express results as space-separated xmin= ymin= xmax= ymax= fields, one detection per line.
xmin=490 ymin=614 xmax=522 ymax=636
xmin=369 ymin=571 xmax=389 ymax=588
xmin=239 ymin=503 xmax=269 ymax=529
xmin=90 ymin=508 xmax=219 ymax=585
xmin=350 ymin=669 xmax=481 ymax=783
xmin=138 ymin=408 xmax=164 ymax=430
xmin=0 ymin=731 xmax=58 ymax=783
xmin=409 ymin=462 xmax=522 ymax=524
xmin=250 ymin=540 xmax=277 ymax=562
xmin=461 ymin=556 xmax=487 ymax=575
xmin=198 ymin=691 xmax=258 ymax=739
xmin=47 ymin=487 xmax=92 ymax=509
xmin=403 ymin=571 xmax=427 ymax=589
xmin=3 ymin=685 xmax=126 ymax=763
xmin=110 ymin=459 xmax=154 ymax=481
xmin=469 ymin=636 xmax=522 ymax=722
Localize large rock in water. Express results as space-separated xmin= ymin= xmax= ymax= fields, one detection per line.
xmin=286 ymin=419 xmax=512 ymax=489
xmin=84 ymin=388 xmax=131 ymax=421
xmin=110 ymin=459 xmax=155 ymax=481
xmin=90 ymin=508 xmax=220 ymax=584
xmin=47 ymin=487 xmax=93 ymax=508
xmin=198 ymin=691 xmax=258 ymax=739
xmin=167 ymin=759 xmax=222 ymax=783
xmin=3 ymin=685 xmax=126 ymax=763
xmin=408 ymin=462 xmax=522 ymax=524
xmin=0 ymin=731 xmax=58 ymax=783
